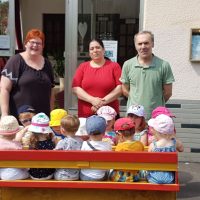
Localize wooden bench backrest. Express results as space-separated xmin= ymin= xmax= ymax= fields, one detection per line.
xmin=0 ymin=150 xmax=178 ymax=171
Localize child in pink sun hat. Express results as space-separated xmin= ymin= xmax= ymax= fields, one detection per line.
xmin=148 ymin=106 xmax=176 ymax=145
xmin=147 ymin=114 xmax=183 ymax=184
xmin=97 ymin=106 xmax=118 ymax=145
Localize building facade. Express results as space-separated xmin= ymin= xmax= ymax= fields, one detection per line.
xmin=1 ymin=0 xmax=200 ymax=161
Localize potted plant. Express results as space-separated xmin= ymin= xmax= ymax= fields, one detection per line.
xmin=53 ymin=52 xmax=65 ymax=78
xmin=50 ymin=52 xmax=65 ymax=89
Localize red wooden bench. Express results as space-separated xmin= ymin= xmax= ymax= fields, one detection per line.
xmin=0 ymin=150 xmax=179 ymax=200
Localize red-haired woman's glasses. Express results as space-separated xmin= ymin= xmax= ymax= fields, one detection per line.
xmin=28 ymin=41 xmax=42 ymax=47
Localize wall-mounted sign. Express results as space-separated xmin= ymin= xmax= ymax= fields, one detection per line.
xmin=103 ymin=40 xmax=118 ymax=62
xmin=0 ymin=35 xmax=10 ymax=49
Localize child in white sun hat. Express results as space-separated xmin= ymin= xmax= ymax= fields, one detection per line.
xmin=97 ymin=106 xmax=118 ymax=145
xmin=127 ymin=104 xmax=148 ymax=146
xmin=147 ymin=114 xmax=183 ymax=184
xmin=28 ymin=112 xmax=55 ymax=180
xmin=0 ymin=115 xmax=29 ymax=180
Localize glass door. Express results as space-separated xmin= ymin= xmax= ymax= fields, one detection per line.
xmin=65 ymin=0 xmax=140 ymax=110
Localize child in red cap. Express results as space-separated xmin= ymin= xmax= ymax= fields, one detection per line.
xmin=109 ymin=118 xmax=144 ymax=182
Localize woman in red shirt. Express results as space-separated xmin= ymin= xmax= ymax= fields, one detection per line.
xmin=72 ymin=39 xmax=122 ymax=118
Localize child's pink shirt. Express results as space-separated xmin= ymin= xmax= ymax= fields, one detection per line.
xmin=0 ymin=138 xmax=22 ymax=150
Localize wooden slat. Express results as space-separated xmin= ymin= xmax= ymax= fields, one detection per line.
xmin=0 ymin=180 xmax=180 ymax=191
xmin=0 ymin=161 xmax=177 ymax=171
xmin=0 ymin=150 xmax=178 ymax=163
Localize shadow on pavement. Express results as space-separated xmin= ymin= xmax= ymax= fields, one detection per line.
xmin=178 ymin=171 xmax=200 ymax=199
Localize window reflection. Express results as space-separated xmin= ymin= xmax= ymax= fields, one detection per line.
xmin=0 ymin=0 xmax=9 ymax=35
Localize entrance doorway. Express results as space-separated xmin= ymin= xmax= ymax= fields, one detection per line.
xmin=65 ymin=0 xmax=140 ymax=109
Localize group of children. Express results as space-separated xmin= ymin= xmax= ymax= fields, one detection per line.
xmin=0 ymin=103 xmax=183 ymax=184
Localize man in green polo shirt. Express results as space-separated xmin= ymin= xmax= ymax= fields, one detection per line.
xmin=120 ymin=31 xmax=175 ymax=119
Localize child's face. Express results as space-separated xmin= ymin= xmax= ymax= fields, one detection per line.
xmin=106 ymin=119 xmax=115 ymax=131
xmin=52 ymin=126 xmax=60 ymax=133
xmin=150 ymin=127 xmax=160 ymax=140
xmin=19 ymin=113 xmax=35 ymax=126
xmin=127 ymin=114 xmax=142 ymax=129
xmin=116 ymin=131 xmax=125 ymax=143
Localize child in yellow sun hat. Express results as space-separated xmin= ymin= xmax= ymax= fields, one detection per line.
xmin=49 ymin=109 xmax=68 ymax=143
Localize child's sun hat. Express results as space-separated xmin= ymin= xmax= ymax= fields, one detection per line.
xmin=28 ymin=112 xmax=53 ymax=134
xmin=151 ymin=106 xmax=175 ymax=118
xmin=86 ymin=115 xmax=106 ymax=135
xmin=49 ymin=109 xmax=68 ymax=127
xmin=148 ymin=114 xmax=174 ymax=134
xmin=97 ymin=106 xmax=117 ymax=121
xmin=127 ymin=105 xmax=145 ymax=117
xmin=0 ymin=115 xmax=22 ymax=135
xmin=75 ymin=118 xmax=88 ymax=136
xmin=17 ymin=105 xmax=35 ymax=115
xmin=114 ymin=118 xmax=135 ymax=131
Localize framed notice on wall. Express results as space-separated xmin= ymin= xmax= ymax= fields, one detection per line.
xmin=102 ymin=40 xmax=118 ymax=62
xmin=190 ymin=28 xmax=200 ymax=62
xmin=0 ymin=35 xmax=10 ymax=49
xmin=0 ymin=0 xmax=15 ymax=56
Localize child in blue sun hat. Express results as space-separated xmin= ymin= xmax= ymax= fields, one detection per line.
xmin=80 ymin=115 xmax=112 ymax=181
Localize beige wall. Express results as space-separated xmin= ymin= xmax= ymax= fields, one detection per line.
xmin=20 ymin=0 xmax=65 ymax=38
xmin=143 ymin=0 xmax=200 ymax=100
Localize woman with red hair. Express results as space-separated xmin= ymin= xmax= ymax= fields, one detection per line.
xmin=0 ymin=29 xmax=55 ymax=120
